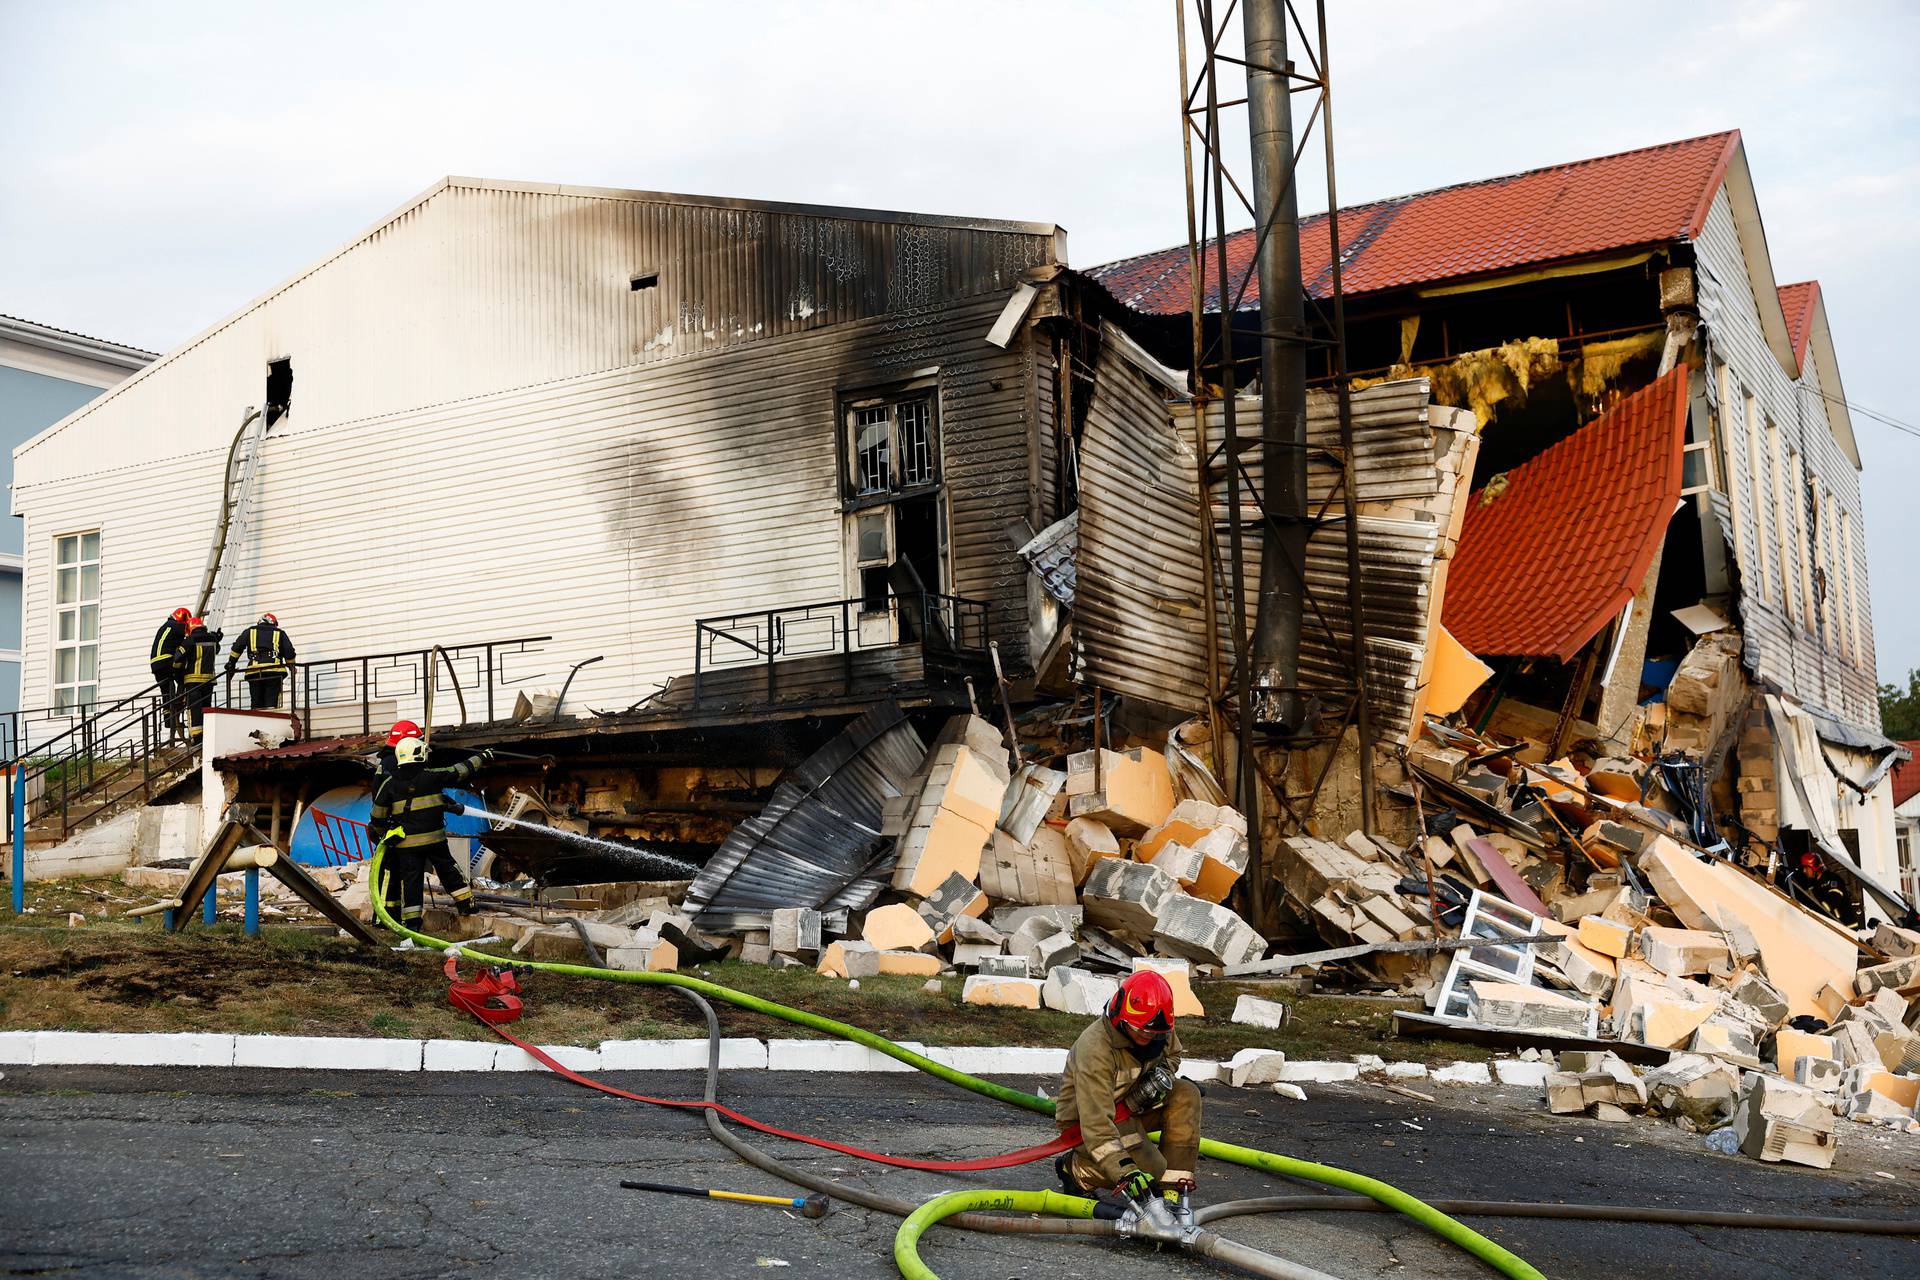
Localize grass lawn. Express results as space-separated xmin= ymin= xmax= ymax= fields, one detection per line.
xmin=1 ymin=876 xmax=1485 ymax=1064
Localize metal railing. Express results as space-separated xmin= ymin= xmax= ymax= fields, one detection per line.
xmin=219 ymin=634 xmax=555 ymax=736
xmin=691 ymin=590 xmax=989 ymax=704
xmin=6 ymin=681 xmax=193 ymax=845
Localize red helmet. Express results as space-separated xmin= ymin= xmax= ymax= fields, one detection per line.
xmin=171 ymin=607 xmax=191 ymax=622
xmin=187 ymin=616 xmax=205 ymax=630
xmin=386 ymin=719 xmax=423 ymax=746
xmin=1799 ymin=852 xmax=1821 ymax=877
xmin=1109 ymin=970 xmax=1175 ymax=1037
xmin=261 ymin=612 xmax=278 ymax=626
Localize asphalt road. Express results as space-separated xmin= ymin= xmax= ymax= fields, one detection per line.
xmin=2 ymin=1065 xmax=1917 ymax=1279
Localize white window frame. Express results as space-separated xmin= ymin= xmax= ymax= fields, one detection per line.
xmin=51 ymin=530 xmax=102 ymax=711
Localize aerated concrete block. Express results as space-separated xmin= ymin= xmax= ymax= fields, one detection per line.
xmin=1151 ymin=894 xmax=1263 ymax=967
xmin=1041 ymin=966 xmax=1118 ymax=1016
xmin=1010 ymin=927 xmax=1077 ymax=975
xmin=1082 ymin=857 xmax=1177 ymax=937
xmin=817 ymin=939 xmax=881 ymax=979
xmin=977 ymin=953 xmax=1032 ymax=979
xmin=1727 ymin=971 xmax=1789 ymax=1027
xmin=961 ymin=974 xmax=1044 ymax=1009
xmin=1231 ymin=994 xmax=1291 ymax=1030
xmin=769 ymin=908 xmax=822 ymax=956
xmin=1229 ymin=1050 xmax=1289 ymax=1088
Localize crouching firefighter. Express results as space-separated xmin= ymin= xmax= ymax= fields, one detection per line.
xmin=1054 ymin=968 xmax=1202 ymax=1213
xmin=370 ymin=737 xmax=493 ymax=928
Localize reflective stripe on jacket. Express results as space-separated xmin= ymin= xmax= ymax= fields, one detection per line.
xmin=1055 ymin=1017 xmax=1184 ymax=1185
xmin=151 ymin=617 xmax=187 ymax=667
xmin=369 ymin=755 xmax=484 ymax=848
xmin=230 ymin=623 xmax=296 ymax=674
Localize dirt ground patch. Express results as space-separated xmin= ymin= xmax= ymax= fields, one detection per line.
xmin=1 ymin=876 xmax=1483 ymax=1063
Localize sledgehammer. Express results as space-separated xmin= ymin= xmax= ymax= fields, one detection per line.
xmin=619 ymin=1180 xmax=828 ymax=1218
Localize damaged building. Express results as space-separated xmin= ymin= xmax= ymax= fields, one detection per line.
xmin=1086 ymin=129 xmax=1906 ymax=926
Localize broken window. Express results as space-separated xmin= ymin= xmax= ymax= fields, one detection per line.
xmin=1680 ymin=398 xmax=1716 ymax=497
xmin=265 ymin=357 xmax=292 ymax=427
xmin=841 ymin=390 xmax=939 ymax=504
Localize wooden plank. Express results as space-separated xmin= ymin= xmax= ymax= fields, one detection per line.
xmin=1464 ymin=837 xmax=1550 ymax=918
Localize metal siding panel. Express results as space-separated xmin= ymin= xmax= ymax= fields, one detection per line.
xmin=15 ymin=293 xmax=1039 ymax=717
xmin=1697 ymin=189 xmax=1876 ymax=727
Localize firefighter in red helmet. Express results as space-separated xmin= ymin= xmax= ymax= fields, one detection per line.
xmin=1053 ymin=968 xmax=1205 ymax=1209
xmin=375 ymin=719 xmax=423 ymax=778
xmin=149 ymin=607 xmax=192 ymax=736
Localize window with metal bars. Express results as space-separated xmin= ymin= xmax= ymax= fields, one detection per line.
xmin=841 ymin=390 xmax=938 ymax=505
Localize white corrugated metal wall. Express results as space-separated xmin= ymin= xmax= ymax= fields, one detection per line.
xmin=1695 ymin=188 xmax=1877 ymax=727
xmin=12 ymin=182 xmax=1056 ymax=724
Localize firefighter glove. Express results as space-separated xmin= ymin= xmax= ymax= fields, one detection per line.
xmin=1118 ymin=1165 xmax=1153 ymax=1202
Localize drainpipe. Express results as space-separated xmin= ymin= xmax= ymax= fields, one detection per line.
xmin=1243 ymin=0 xmax=1310 ymax=733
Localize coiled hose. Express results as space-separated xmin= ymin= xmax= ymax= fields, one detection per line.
xmin=370 ymin=848 xmax=1544 ymax=1279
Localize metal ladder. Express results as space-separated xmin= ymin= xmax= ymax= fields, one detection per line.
xmin=195 ymin=405 xmax=270 ymax=631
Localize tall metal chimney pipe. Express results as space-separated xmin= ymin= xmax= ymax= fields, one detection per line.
xmin=1242 ymin=0 xmax=1309 ymax=729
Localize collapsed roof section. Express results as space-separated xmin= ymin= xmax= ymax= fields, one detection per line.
xmin=1442 ymin=366 xmax=1691 ymax=662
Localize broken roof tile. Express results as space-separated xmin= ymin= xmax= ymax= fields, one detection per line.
xmin=1088 ymin=131 xmax=1740 ymax=313
xmin=1441 ymin=367 xmax=1691 ymax=662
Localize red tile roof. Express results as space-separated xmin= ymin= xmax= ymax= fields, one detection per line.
xmin=1442 ymin=367 xmax=1691 ymax=662
xmin=1088 ymin=132 xmax=1741 ymax=313
xmin=1777 ymin=281 xmax=1820 ymax=364
xmin=1892 ymin=741 xmax=1920 ymax=809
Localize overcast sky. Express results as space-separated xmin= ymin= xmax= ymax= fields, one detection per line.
xmin=4 ymin=0 xmax=1916 ymax=684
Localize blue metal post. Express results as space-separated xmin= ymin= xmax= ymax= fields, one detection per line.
xmin=244 ymin=868 xmax=260 ymax=936
xmin=11 ymin=761 xmax=23 ymax=915
xmin=162 ymin=907 xmax=176 ymax=930
xmin=203 ymin=878 xmax=218 ymax=925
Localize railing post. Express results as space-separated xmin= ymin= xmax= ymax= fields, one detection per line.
xmin=203 ymin=878 xmax=218 ymax=926
xmin=10 ymin=756 xmax=24 ymax=914
xmin=766 ymin=610 xmax=777 ymax=702
xmin=693 ymin=626 xmax=705 ymax=705
xmin=361 ymin=658 xmax=371 ymax=737
xmin=244 ymin=866 xmax=260 ymax=937
xmin=841 ymin=599 xmax=853 ymax=693
xmin=486 ymin=645 xmax=496 ymax=722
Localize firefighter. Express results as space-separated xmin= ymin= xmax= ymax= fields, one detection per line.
xmin=1053 ymin=969 xmax=1203 ymax=1210
xmin=225 ymin=612 xmax=297 ymax=709
xmin=179 ymin=617 xmax=223 ymax=740
xmin=1789 ymin=851 xmax=1859 ymax=927
xmin=149 ymin=607 xmax=191 ymax=734
xmin=369 ymin=736 xmax=492 ymax=928
xmin=374 ymin=719 xmax=423 ymax=778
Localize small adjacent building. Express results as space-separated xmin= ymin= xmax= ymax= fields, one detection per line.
xmin=0 ymin=315 xmax=154 ymax=727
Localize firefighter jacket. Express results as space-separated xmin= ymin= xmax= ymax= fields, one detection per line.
xmin=150 ymin=616 xmax=188 ymax=671
xmin=229 ymin=621 xmax=296 ymax=674
xmin=180 ymin=630 xmax=222 ymax=685
xmin=1055 ymin=1016 xmax=1185 ymax=1185
xmin=369 ymin=754 xmax=485 ymax=851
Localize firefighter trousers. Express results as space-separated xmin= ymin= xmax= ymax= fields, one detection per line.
xmin=151 ymin=662 xmax=184 ymax=729
xmin=381 ymin=840 xmax=475 ymax=925
xmin=184 ymin=680 xmax=215 ymax=738
xmin=1062 ymin=1078 xmax=1202 ymax=1190
xmin=245 ymin=671 xmax=285 ymax=709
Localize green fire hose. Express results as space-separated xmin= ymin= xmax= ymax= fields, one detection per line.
xmin=893 ymin=1190 xmax=1097 ymax=1280
xmin=367 ymin=846 xmax=1546 ymax=1280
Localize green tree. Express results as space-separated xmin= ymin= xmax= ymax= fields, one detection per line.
xmin=1879 ymin=668 xmax=1920 ymax=740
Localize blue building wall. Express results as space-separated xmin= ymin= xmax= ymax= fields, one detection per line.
xmin=0 ymin=363 xmax=115 ymax=715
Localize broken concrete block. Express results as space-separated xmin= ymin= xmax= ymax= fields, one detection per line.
xmin=1064 ymin=747 xmax=1176 ymax=837
xmin=1536 ymin=920 xmax=1616 ymax=997
xmin=1870 ymin=920 xmax=1920 ymax=958
xmin=1041 ymin=966 xmax=1119 ymax=1016
xmin=977 ymin=954 xmax=1032 ymax=979
xmin=997 ymin=763 xmax=1067 ymax=845
xmin=1064 ymin=818 xmax=1122 ymax=886
xmin=1493 ymin=1059 xmax=1552 ymax=1088
xmin=1082 ymin=857 xmax=1178 ymax=937
xmin=952 ymin=914 xmax=1007 ymax=946
xmin=979 ymin=827 xmax=1077 ymax=906
xmin=1231 ymin=994 xmax=1292 ymax=1030
xmin=990 ymin=904 xmax=1083 ymax=936
xmin=1408 ymin=740 xmax=1468 ymax=782
xmin=1544 ymin=1071 xmax=1588 ymax=1114
xmin=1793 ymin=1055 xmax=1844 ymax=1092
xmin=891 ymin=806 xmax=992 ymax=898
xmin=1576 ymin=915 xmax=1634 ymax=960
xmin=1689 ymin=1020 xmax=1762 ymax=1069
xmin=740 ymin=939 xmax=773 ymax=966
xmin=1643 ymin=1053 xmax=1739 ymax=1127
xmin=1875 ymin=1028 xmax=1920 ymax=1075
xmin=1848 ymin=1069 xmax=1920 ymax=1111
xmin=1639 ymin=927 xmax=1730 ymax=979
xmin=1009 ymin=925 xmax=1078 ymax=976
xmin=1828 ymin=1019 xmax=1882 ymax=1071
xmin=1229 ymin=1050 xmax=1290 ymax=1088
xmin=1774 ymin=1028 xmax=1836 ymax=1078
xmin=817 ymin=940 xmax=881 ymax=980
xmin=769 ymin=908 xmax=822 ymax=956
xmin=1467 ymin=981 xmax=1595 ymax=1037
xmin=1590 ymin=1102 xmax=1633 ymax=1123
xmin=1854 ymin=956 xmax=1920 ymax=997
xmin=1454 ymin=769 xmax=1508 ymax=808
xmin=863 ymin=903 xmax=937 ymax=953
xmin=1132 ymin=956 xmax=1204 ymax=1018
xmin=952 ymin=941 xmax=1007 ymax=970
xmin=1727 ymin=971 xmax=1789 ymax=1028
xmin=1145 ymin=841 xmax=1207 ymax=888
xmin=1151 ymin=894 xmax=1264 ymax=967
xmin=875 ymin=950 xmax=943 ymax=978
xmin=1620 ymin=989 xmax=1720 ymax=1050
xmin=604 ymin=938 xmax=679 ymax=973
xmin=961 ymin=974 xmax=1043 ymax=1009
xmin=1843 ymin=1089 xmax=1914 ymax=1124
xmin=915 ymin=871 xmax=989 ymax=942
